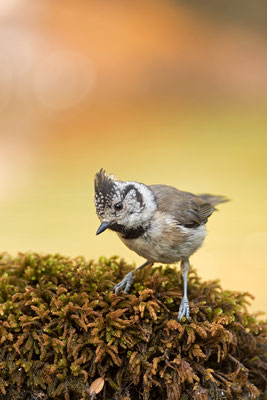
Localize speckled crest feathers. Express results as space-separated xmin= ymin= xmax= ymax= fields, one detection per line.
xmin=94 ymin=169 xmax=116 ymax=197
xmin=94 ymin=169 xmax=117 ymax=216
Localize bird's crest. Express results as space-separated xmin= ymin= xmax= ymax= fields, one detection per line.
xmin=94 ymin=169 xmax=117 ymax=215
xmin=94 ymin=169 xmax=116 ymax=197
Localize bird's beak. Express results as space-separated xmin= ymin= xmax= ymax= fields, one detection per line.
xmin=96 ymin=221 xmax=112 ymax=235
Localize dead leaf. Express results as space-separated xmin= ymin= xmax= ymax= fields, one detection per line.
xmin=89 ymin=377 xmax=105 ymax=396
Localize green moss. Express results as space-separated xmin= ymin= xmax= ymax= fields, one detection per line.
xmin=0 ymin=252 xmax=266 ymax=399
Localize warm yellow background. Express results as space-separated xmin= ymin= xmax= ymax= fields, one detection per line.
xmin=0 ymin=1 xmax=266 ymax=312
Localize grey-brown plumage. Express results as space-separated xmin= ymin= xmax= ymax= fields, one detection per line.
xmin=94 ymin=169 xmax=228 ymax=321
xmin=150 ymin=185 xmax=226 ymax=227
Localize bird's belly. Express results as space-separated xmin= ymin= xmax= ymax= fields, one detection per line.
xmin=118 ymin=224 xmax=206 ymax=264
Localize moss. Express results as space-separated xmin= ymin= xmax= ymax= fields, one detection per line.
xmin=0 ymin=252 xmax=266 ymax=400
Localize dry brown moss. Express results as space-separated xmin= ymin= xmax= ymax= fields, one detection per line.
xmin=0 ymin=252 xmax=266 ymax=400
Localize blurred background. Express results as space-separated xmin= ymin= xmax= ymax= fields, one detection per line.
xmin=0 ymin=0 xmax=266 ymax=312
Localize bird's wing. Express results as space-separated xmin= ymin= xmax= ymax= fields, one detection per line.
xmin=149 ymin=184 xmax=223 ymax=228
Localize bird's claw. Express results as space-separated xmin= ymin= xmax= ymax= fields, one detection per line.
xmin=113 ymin=271 xmax=135 ymax=294
xmin=178 ymin=297 xmax=191 ymax=322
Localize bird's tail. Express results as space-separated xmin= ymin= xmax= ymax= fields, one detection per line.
xmin=199 ymin=194 xmax=229 ymax=206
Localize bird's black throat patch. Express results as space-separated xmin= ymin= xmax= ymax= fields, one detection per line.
xmin=109 ymin=223 xmax=147 ymax=239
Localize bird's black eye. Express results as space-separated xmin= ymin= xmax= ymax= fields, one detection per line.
xmin=114 ymin=201 xmax=123 ymax=211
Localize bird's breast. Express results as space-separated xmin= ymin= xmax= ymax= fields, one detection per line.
xmin=118 ymin=212 xmax=207 ymax=263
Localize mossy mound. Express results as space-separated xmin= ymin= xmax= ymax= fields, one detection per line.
xmin=0 ymin=253 xmax=266 ymax=400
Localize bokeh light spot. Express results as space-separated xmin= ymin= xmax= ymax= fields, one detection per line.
xmin=0 ymin=0 xmax=23 ymax=15
xmin=33 ymin=50 xmax=94 ymax=110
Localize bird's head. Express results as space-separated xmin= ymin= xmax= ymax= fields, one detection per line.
xmin=94 ymin=169 xmax=156 ymax=235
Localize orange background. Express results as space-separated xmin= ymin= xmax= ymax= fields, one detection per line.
xmin=0 ymin=0 xmax=266 ymax=312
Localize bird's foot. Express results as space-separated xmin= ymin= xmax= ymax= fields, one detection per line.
xmin=113 ymin=271 xmax=135 ymax=294
xmin=178 ymin=297 xmax=191 ymax=322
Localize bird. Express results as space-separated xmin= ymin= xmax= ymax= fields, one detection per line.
xmin=94 ymin=169 xmax=228 ymax=321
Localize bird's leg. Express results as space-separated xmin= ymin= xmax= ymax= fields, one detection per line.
xmin=113 ymin=261 xmax=153 ymax=294
xmin=178 ymin=257 xmax=191 ymax=321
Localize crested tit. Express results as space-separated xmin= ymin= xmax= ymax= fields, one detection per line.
xmin=94 ymin=169 xmax=228 ymax=321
